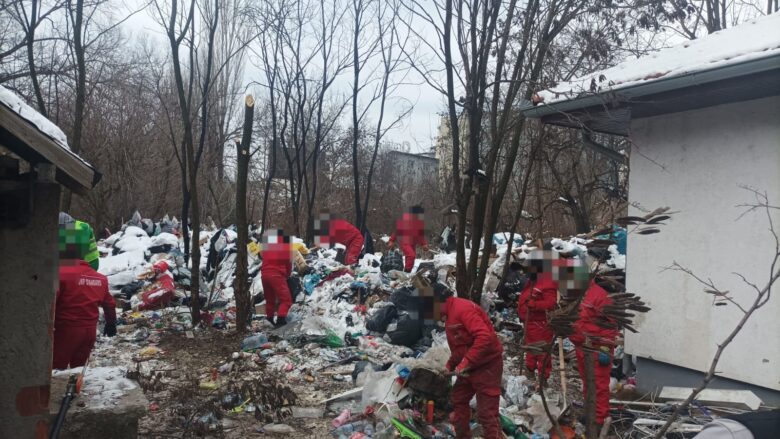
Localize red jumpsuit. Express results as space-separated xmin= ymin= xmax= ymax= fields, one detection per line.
xmin=570 ymin=281 xmax=619 ymax=425
xmin=517 ymin=272 xmax=558 ymax=379
xmin=261 ymin=243 xmax=293 ymax=319
xmin=443 ymin=297 xmax=503 ymax=439
xmin=53 ymin=260 xmax=116 ymax=369
xmin=388 ymin=213 xmax=427 ymax=271
xmin=327 ymin=219 xmax=364 ymax=265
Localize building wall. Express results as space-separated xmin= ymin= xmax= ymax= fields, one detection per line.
xmin=388 ymin=151 xmax=439 ymax=188
xmin=0 ymin=181 xmax=61 ymax=437
xmin=625 ymin=95 xmax=780 ymax=392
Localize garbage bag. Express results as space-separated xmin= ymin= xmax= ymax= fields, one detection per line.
xmin=352 ymin=360 xmax=380 ymax=384
xmin=120 ymin=280 xmax=145 ymax=300
xmin=385 ymin=313 xmax=422 ymax=347
xmin=303 ymin=273 xmax=321 ymax=295
xmin=380 ymin=249 xmax=404 ymax=273
xmin=390 ymin=287 xmax=419 ymax=312
xmin=366 ymin=305 xmax=398 ymax=333
xmin=288 ymin=274 xmax=303 ymax=301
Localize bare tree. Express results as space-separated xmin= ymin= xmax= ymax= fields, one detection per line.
xmin=234 ymin=95 xmax=254 ymax=332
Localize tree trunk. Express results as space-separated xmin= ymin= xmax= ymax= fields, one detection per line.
xmin=61 ymin=0 xmax=86 ymax=212
xmin=26 ymin=0 xmax=47 ymax=118
xmin=351 ymin=0 xmax=363 ymax=229
xmin=234 ymin=95 xmax=254 ymax=333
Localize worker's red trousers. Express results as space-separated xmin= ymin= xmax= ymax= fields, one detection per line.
xmin=400 ymin=243 xmax=416 ymax=272
xmin=450 ymin=358 xmax=503 ymax=439
xmin=344 ymin=235 xmax=365 ymax=265
xmin=524 ymin=321 xmax=554 ymax=379
xmin=261 ymin=273 xmax=292 ymax=318
xmin=53 ymin=326 xmax=96 ymax=369
xmin=575 ymin=346 xmax=613 ymax=424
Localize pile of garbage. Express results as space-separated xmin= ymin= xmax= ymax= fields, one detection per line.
xmin=93 ymin=212 xmax=767 ymax=438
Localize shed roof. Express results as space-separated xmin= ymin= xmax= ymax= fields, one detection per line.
xmin=523 ymin=13 xmax=780 ymax=135
xmin=0 ymin=85 xmax=99 ymax=192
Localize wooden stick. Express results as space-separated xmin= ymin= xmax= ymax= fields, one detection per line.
xmin=598 ymin=416 xmax=612 ymax=439
xmin=558 ymin=336 xmax=567 ymax=408
xmin=556 ymin=290 xmax=568 ymax=408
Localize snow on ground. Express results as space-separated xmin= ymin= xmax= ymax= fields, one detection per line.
xmin=536 ymin=13 xmax=780 ymax=104
xmin=53 ymin=366 xmax=137 ymax=409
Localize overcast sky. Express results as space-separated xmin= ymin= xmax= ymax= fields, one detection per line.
xmin=120 ymin=2 xmax=444 ymax=154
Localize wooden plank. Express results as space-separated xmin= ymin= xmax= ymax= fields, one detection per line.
xmin=0 ymin=103 xmax=94 ymax=191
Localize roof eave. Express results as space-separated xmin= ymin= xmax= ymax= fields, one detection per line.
xmin=0 ymin=103 xmax=97 ymax=193
xmin=522 ymin=53 xmax=780 ymax=119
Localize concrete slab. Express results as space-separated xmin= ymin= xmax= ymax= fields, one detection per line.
xmin=659 ymin=386 xmax=763 ymax=410
xmin=49 ymin=367 xmax=147 ymax=439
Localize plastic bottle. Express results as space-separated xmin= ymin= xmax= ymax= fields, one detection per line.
xmin=332 ymin=421 xmax=366 ymax=436
xmin=395 ymin=364 xmax=410 ymax=379
xmin=499 ymin=414 xmax=517 ymax=434
xmin=332 ymin=409 xmax=351 ymax=428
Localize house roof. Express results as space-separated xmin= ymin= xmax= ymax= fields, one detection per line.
xmin=388 ymin=149 xmax=439 ymax=163
xmin=523 ymin=13 xmax=780 ymax=135
xmin=0 ymin=85 xmax=99 ymax=192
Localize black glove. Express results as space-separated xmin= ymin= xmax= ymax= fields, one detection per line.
xmin=104 ymin=322 xmax=117 ymax=337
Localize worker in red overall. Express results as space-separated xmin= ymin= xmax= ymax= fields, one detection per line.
xmin=53 ymin=256 xmax=116 ymax=370
xmin=570 ymin=279 xmax=619 ymax=428
xmin=388 ymin=206 xmax=428 ymax=272
xmin=517 ymin=260 xmax=559 ymax=382
xmin=434 ymin=282 xmax=503 ymax=439
xmin=315 ymin=213 xmax=365 ymax=265
xmin=261 ymin=229 xmax=293 ymax=327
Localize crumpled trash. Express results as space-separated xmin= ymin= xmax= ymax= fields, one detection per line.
xmin=138 ymin=346 xmax=160 ymax=358
xmin=366 ymin=305 xmax=397 ymax=333
xmin=260 ymin=423 xmax=296 ymax=434
xmin=385 ymin=313 xmax=422 ymax=347
xmin=241 ymin=333 xmax=268 ymax=351
xmin=525 ymin=393 xmax=561 ymax=433
xmin=505 ymin=375 xmax=529 ymax=407
xmin=291 ymin=406 xmax=324 ymax=418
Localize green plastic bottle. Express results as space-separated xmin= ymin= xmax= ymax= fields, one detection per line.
xmin=499 ymin=414 xmax=517 ymax=434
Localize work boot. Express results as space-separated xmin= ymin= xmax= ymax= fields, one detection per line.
xmin=275 ymin=316 xmax=287 ymax=327
xmin=266 ymin=316 xmax=275 ymax=326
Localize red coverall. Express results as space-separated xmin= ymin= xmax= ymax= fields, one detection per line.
xmin=443 ymin=296 xmax=504 ymax=439
xmin=328 ymin=219 xmax=364 ymax=265
xmin=53 ymin=260 xmax=116 ymax=369
xmin=261 ymin=243 xmax=293 ymax=319
xmin=388 ymin=213 xmax=428 ymax=271
xmin=570 ymin=281 xmax=619 ymax=424
xmin=138 ymin=272 xmax=175 ymax=311
xmin=517 ymin=272 xmax=558 ymax=379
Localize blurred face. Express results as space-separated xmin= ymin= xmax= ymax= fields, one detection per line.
xmin=314 ymin=212 xmax=333 ymax=247
xmin=523 ymin=249 xmax=558 ymax=277
xmin=554 ymin=257 xmax=590 ymax=299
xmin=263 ymin=229 xmax=288 ymax=245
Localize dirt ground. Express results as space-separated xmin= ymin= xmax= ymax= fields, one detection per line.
xmin=132 ymin=329 xmax=355 ymax=438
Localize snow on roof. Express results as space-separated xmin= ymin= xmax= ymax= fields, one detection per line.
xmin=0 ymin=84 xmax=92 ymax=168
xmin=535 ymin=13 xmax=780 ymax=105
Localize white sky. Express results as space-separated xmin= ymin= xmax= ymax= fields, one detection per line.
xmin=120 ymin=1 xmax=443 ymax=154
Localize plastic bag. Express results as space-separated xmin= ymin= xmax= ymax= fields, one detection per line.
xmin=380 ymin=250 xmax=404 ymax=273
xmin=504 ymin=375 xmax=528 ymax=407
xmin=385 ymin=313 xmax=422 ymax=347
xmin=366 ymin=305 xmax=398 ymax=333
xmin=390 ymin=287 xmax=419 ymax=312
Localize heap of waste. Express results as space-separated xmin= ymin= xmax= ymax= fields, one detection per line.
xmin=82 ymin=212 xmax=768 ymax=438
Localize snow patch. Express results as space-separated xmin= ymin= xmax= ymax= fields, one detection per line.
xmin=535 ymin=13 xmax=780 ymax=104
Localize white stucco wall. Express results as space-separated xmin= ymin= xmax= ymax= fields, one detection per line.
xmin=625 ymin=95 xmax=780 ymax=391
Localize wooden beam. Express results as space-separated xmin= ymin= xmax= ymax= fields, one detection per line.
xmin=0 ymin=103 xmax=95 ymax=192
